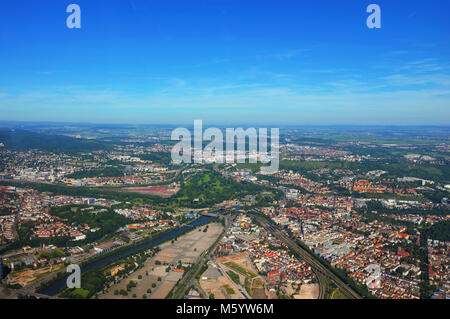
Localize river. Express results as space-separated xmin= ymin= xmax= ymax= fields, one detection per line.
xmin=41 ymin=215 xmax=214 ymax=296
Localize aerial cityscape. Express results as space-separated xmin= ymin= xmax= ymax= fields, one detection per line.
xmin=0 ymin=124 xmax=448 ymax=300
xmin=0 ymin=0 xmax=449 ymax=306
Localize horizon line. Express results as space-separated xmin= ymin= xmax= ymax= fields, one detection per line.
xmin=1 ymin=120 xmax=450 ymax=129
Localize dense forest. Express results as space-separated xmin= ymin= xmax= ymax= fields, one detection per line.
xmin=424 ymin=221 xmax=450 ymax=242
xmin=137 ymin=152 xmax=172 ymax=164
xmin=65 ymin=167 xmax=124 ymax=179
xmin=0 ymin=129 xmax=112 ymax=153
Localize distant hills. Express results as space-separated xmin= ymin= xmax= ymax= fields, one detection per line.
xmin=0 ymin=129 xmax=112 ymax=153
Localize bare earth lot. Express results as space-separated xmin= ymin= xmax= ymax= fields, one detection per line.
xmin=199 ymin=263 xmax=246 ymax=299
xmin=294 ymin=284 xmax=320 ymax=299
xmin=99 ymin=223 xmax=223 ymax=299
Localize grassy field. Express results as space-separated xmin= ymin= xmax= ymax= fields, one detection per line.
xmin=330 ymin=288 xmax=349 ymax=299
xmin=223 ymin=284 xmax=235 ymax=295
xmin=174 ymin=171 xmax=264 ymax=207
xmin=225 ymin=261 xmax=257 ymax=279
xmin=227 ymin=270 xmax=241 ymax=285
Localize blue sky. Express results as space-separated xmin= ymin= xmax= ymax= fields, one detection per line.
xmin=0 ymin=0 xmax=449 ymax=125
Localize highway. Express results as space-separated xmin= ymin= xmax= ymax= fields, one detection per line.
xmin=251 ymin=214 xmax=362 ymax=299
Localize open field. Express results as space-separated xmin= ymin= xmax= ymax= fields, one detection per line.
xmin=199 ymin=263 xmax=246 ymax=299
xmin=216 ymin=252 xmax=270 ymax=298
xmin=294 ymin=284 xmax=320 ymax=299
xmin=331 ymin=288 xmax=349 ymax=299
xmin=224 ymin=261 xmax=257 ymax=278
xmin=8 ymin=264 xmax=65 ymax=287
xmin=99 ymin=223 xmax=223 ymax=299
xmin=118 ymin=186 xmax=179 ymax=197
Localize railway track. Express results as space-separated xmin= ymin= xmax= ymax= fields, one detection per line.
xmin=251 ymin=214 xmax=362 ymax=299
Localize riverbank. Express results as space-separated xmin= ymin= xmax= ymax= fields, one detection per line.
xmin=39 ymin=215 xmax=215 ymax=296
xmin=99 ymin=222 xmax=223 ymax=299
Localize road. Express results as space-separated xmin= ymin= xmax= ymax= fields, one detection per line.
xmin=251 ymin=214 xmax=362 ymax=299
xmin=170 ymin=215 xmax=233 ymax=299
xmin=217 ymin=263 xmax=251 ymax=299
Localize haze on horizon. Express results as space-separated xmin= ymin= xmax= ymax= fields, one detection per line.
xmin=0 ymin=0 xmax=449 ymax=126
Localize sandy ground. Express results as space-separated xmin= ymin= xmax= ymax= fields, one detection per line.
xmin=293 ymin=284 xmax=320 ymax=299
xmin=9 ymin=264 xmax=64 ymax=287
xmin=99 ymin=223 xmax=223 ymax=299
xmin=216 ymin=252 xmax=259 ymax=277
xmin=199 ymin=263 xmax=246 ymax=299
xmin=215 ymin=252 xmax=271 ymax=299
